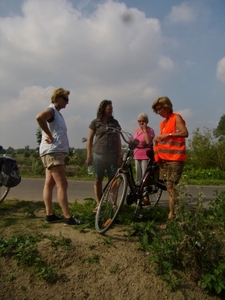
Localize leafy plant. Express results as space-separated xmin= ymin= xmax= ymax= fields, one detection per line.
xmin=81 ymin=254 xmax=99 ymax=264
xmin=0 ymin=232 xmax=74 ymax=283
xmin=199 ymin=263 xmax=225 ymax=294
xmin=129 ymin=185 xmax=225 ymax=295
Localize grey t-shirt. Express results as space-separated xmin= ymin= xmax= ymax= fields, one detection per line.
xmin=89 ymin=117 xmax=121 ymax=154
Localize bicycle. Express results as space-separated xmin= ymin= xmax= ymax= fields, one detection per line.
xmin=0 ymin=154 xmax=21 ymax=203
xmin=95 ymin=127 xmax=166 ymax=234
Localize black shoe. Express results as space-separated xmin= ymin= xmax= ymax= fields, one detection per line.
xmin=45 ymin=213 xmax=64 ymax=223
xmin=126 ymin=192 xmax=134 ymax=205
xmin=64 ymin=215 xmax=82 ymax=225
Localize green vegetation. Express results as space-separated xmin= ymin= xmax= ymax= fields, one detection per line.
xmin=144 ymin=187 xmax=225 ymax=295
xmin=1 ymin=124 xmax=225 ymax=184
xmin=0 ymin=186 xmax=224 ymax=297
xmin=0 ymin=231 xmax=73 ymax=283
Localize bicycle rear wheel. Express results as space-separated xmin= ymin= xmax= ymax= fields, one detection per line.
xmin=140 ymin=170 xmax=163 ymax=207
xmin=148 ymin=186 xmax=162 ymax=206
xmin=95 ymin=173 xmax=128 ymax=234
xmin=0 ymin=184 xmax=10 ymax=203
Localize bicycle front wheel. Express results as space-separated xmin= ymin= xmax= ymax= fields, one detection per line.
xmin=95 ymin=173 xmax=128 ymax=234
xmin=0 ymin=184 xmax=10 ymax=203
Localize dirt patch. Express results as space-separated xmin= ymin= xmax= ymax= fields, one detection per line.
xmin=0 ymin=206 xmax=223 ymax=300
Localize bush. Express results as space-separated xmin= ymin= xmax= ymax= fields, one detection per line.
xmin=134 ymin=186 xmax=225 ymax=295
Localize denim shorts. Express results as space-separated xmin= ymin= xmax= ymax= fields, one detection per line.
xmin=93 ymin=152 xmax=118 ymax=179
xmin=41 ymin=152 xmax=66 ymax=170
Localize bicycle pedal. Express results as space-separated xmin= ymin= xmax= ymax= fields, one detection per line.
xmin=135 ymin=212 xmax=143 ymax=219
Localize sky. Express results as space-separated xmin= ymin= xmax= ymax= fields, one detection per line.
xmin=0 ymin=0 xmax=224 ymax=150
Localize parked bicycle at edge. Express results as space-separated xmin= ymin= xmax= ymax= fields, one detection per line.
xmin=95 ymin=128 xmax=166 ymax=234
xmin=0 ymin=146 xmax=21 ymax=203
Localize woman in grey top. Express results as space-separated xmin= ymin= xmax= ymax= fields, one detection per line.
xmin=86 ymin=100 xmax=122 ymax=213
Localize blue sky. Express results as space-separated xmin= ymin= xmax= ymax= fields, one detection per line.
xmin=0 ymin=0 xmax=224 ymax=149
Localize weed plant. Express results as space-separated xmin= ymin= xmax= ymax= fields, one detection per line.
xmin=0 ymin=232 xmax=74 ymax=283
xmin=131 ymin=183 xmax=225 ymax=295
xmin=0 ymin=187 xmax=224 ymax=296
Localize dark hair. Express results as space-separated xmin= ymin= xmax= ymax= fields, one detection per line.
xmin=97 ymin=100 xmax=112 ymax=119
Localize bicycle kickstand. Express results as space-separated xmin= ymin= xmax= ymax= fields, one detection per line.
xmin=134 ymin=199 xmax=144 ymax=219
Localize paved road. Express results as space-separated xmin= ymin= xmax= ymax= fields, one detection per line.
xmin=5 ymin=178 xmax=224 ymax=208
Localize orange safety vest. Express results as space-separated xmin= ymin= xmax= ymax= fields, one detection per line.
xmin=154 ymin=113 xmax=186 ymax=162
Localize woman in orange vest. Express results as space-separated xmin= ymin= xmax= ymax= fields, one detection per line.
xmin=152 ymin=96 xmax=189 ymax=229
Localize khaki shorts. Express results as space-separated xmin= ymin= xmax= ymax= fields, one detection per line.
xmin=41 ymin=153 xmax=66 ymax=170
xmin=159 ymin=160 xmax=185 ymax=184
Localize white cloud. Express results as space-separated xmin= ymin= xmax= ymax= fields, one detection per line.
xmin=167 ymin=2 xmax=197 ymax=24
xmin=216 ymin=57 xmax=225 ymax=83
xmin=177 ymin=108 xmax=193 ymax=120
xmin=158 ymin=56 xmax=174 ymax=70
xmin=0 ymin=0 xmax=173 ymax=148
xmin=185 ymin=60 xmax=195 ymax=66
xmin=0 ymin=0 xmax=222 ymax=149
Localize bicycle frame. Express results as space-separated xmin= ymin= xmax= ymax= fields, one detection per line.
xmin=116 ymin=129 xmax=163 ymax=215
xmin=95 ymin=127 xmax=164 ymax=234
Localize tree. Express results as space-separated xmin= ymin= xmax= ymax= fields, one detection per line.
xmin=6 ymin=147 xmax=15 ymax=155
xmin=187 ymin=127 xmax=225 ymax=171
xmin=36 ymin=127 xmax=42 ymax=146
xmin=214 ymin=114 xmax=225 ymax=141
xmin=187 ymin=128 xmax=216 ymax=169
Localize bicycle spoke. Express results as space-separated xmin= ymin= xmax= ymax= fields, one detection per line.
xmin=139 ymin=168 xmax=163 ymax=207
xmin=148 ymin=186 xmax=162 ymax=206
xmin=95 ymin=173 xmax=127 ymax=234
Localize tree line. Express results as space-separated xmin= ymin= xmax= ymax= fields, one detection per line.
xmin=1 ymin=115 xmax=225 ymax=178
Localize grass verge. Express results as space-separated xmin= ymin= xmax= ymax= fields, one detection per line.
xmin=0 ymin=187 xmax=225 ymax=297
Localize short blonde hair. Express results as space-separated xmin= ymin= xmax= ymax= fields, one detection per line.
xmin=138 ymin=113 xmax=149 ymax=123
xmin=51 ymin=88 xmax=70 ymax=103
xmin=152 ymin=96 xmax=173 ymax=113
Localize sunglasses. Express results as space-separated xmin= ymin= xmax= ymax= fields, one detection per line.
xmin=62 ymin=96 xmax=69 ymax=102
xmin=138 ymin=120 xmax=146 ymax=123
xmin=156 ymin=107 xmax=164 ymax=114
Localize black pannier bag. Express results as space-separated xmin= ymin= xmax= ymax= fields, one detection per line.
xmin=0 ymin=156 xmax=21 ymax=187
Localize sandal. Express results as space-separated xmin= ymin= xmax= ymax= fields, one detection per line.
xmin=160 ymin=214 xmax=177 ymax=229
xmin=168 ymin=213 xmax=176 ymax=220
xmin=113 ymin=204 xmax=118 ymax=211
xmin=142 ymin=196 xmax=150 ymax=206
xmin=92 ymin=205 xmax=99 ymax=214
xmin=160 ymin=223 xmax=167 ymax=230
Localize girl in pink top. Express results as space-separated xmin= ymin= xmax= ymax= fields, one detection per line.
xmin=133 ymin=113 xmax=155 ymax=185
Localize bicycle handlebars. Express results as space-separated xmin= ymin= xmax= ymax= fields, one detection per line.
xmin=106 ymin=126 xmax=139 ymax=149
xmin=106 ymin=127 xmax=155 ymax=156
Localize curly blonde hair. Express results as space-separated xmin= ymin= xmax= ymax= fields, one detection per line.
xmin=51 ymin=88 xmax=70 ymax=103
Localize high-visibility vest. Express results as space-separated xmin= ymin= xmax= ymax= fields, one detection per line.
xmin=154 ymin=113 xmax=186 ymax=162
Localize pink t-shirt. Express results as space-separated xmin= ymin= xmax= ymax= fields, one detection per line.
xmin=133 ymin=126 xmax=155 ymax=159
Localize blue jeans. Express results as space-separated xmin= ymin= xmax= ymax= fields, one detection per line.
xmin=93 ymin=152 xmax=118 ymax=179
